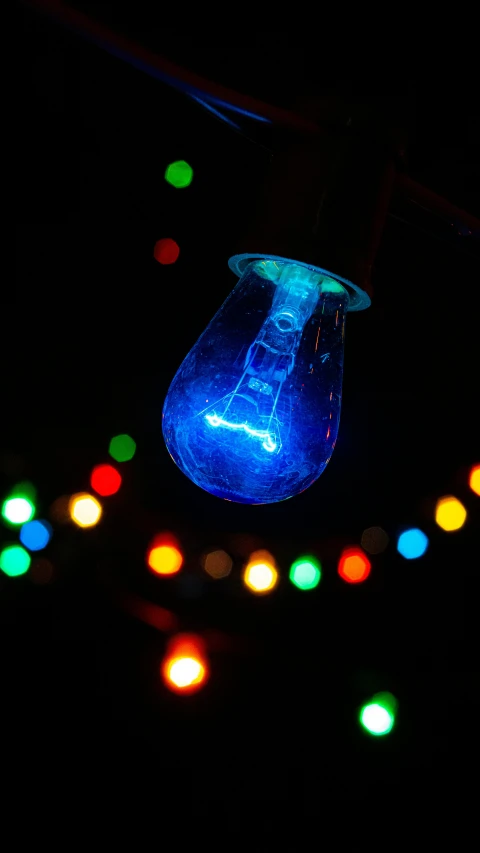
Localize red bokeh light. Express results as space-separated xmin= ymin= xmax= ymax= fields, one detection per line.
xmin=90 ymin=464 xmax=122 ymax=496
xmin=153 ymin=238 xmax=180 ymax=265
xmin=338 ymin=547 xmax=371 ymax=584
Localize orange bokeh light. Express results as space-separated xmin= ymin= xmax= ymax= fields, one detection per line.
xmin=469 ymin=464 xmax=480 ymax=496
xmin=148 ymin=544 xmax=183 ymax=575
xmin=202 ymin=549 xmax=233 ymax=579
xmin=161 ymin=634 xmax=208 ymax=694
xmin=338 ymin=547 xmax=371 ymax=584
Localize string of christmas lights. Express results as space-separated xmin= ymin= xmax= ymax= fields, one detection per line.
xmin=2 ymin=458 xmax=477 ymax=583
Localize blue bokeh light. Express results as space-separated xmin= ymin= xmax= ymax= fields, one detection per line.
xmin=19 ymin=519 xmax=52 ymax=551
xmin=162 ymin=260 xmax=350 ymax=504
xmin=397 ymin=528 xmax=429 ymax=559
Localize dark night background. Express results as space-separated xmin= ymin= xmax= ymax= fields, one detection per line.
xmin=7 ymin=4 xmax=480 ymax=799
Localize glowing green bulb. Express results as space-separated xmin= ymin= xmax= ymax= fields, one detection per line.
xmin=2 ymin=496 xmax=35 ymax=525
xmin=359 ymin=692 xmax=397 ymax=736
xmin=164 ymin=160 xmax=193 ymax=189
xmin=108 ymin=434 xmax=136 ymax=462
xmin=0 ymin=544 xmax=31 ymax=577
xmin=289 ymin=557 xmax=321 ymax=590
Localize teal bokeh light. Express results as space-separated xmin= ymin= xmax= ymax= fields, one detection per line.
xmin=397 ymin=528 xmax=429 ymax=559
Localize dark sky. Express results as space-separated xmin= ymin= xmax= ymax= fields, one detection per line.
xmin=7 ymin=5 xmax=480 ymax=797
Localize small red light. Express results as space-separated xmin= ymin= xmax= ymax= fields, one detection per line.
xmin=153 ymin=238 xmax=180 ymax=265
xmin=338 ymin=547 xmax=371 ymax=584
xmin=90 ymin=464 xmax=122 ymax=496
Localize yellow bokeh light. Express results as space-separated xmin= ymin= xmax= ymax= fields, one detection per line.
xmin=435 ymin=495 xmax=467 ymax=531
xmin=69 ymin=493 xmax=102 ymax=528
xmin=243 ymin=551 xmax=278 ymax=594
xmin=469 ymin=464 xmax=480 ymax=496
xmin=167 ymin=657 xmax=205 ymax=689
xmin=148 ymin=545 xmax=183 ymax=575
xmin=202 ymin=549 xmax=233 ymax=579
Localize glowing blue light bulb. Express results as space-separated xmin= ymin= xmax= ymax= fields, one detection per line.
xmin=162 ymin=259 xmax=351 ymax=504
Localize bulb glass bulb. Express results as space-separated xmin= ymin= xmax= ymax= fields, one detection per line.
xmin=162 ymin=259 xmax=349 ymax=504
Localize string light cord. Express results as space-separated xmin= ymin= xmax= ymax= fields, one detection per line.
xmin=21 ymin=0 xmax=319 ymax=134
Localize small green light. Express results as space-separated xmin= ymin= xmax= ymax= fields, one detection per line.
xmin=289 ymin=557 xmax=321 ymax=590
xmin=2 ymin=496 xmax=35 ymax=525
xmin=165 ymin=160 xmax=193 ymax=189
xmin=108 ymin=434 xmax=136 ymax=462
xmin=359 ymin=692 xmax=397 ymax=736
xmin=0 ymin=544 xmax=31 ymax=577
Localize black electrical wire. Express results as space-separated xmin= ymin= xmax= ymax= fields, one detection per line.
xmin=21 ymin=0 xmax=480 ymax=251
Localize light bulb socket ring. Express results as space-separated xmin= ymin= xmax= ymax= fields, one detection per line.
xmin=228 ymin=253 xmax=370 ymax=311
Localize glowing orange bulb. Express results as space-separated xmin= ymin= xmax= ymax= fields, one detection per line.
xmin=148 ymin=544 xmax=183 ymax=575
xmin=338 ymin=547 xmax=371 ymax=583
xmin=468 ymin=464 xmax=480 ymax=496
xmin=161 ymin=634 xmax=208 ymax=694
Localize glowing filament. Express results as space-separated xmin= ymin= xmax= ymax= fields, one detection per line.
xmin=205 ymin=413 xmax=277 ymax=452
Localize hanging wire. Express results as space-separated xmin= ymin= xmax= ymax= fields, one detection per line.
xmin=22 ymin=0 xmax=480 ymax=247
xmin=22 ymin=0 xmax=320 ymax=135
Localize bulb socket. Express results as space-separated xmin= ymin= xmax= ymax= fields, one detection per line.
xmin=230 ymin=119 xmax=399 ymax=307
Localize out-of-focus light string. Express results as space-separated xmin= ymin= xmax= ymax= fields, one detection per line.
xmin=1 ymin=455 xmax=478 ymax=593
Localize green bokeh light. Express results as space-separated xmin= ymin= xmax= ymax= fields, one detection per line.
xmin=359 ymin=692 xmax=397 ymax=736
xmin=0 ymin=544 xmax=31 ymax=577
xmin=109 ymin=434 xmax=136 ymax=462
xmin=2 ymin=496 xmax=35 ymax=525
xmin=165 ymin=160 xmax=193 ymax=189
xmin=289 ymin=557 xmax=321 ymax=590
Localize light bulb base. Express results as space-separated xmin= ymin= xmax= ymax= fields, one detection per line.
xmin=230 ymin=130 xmax=398 ymax=305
